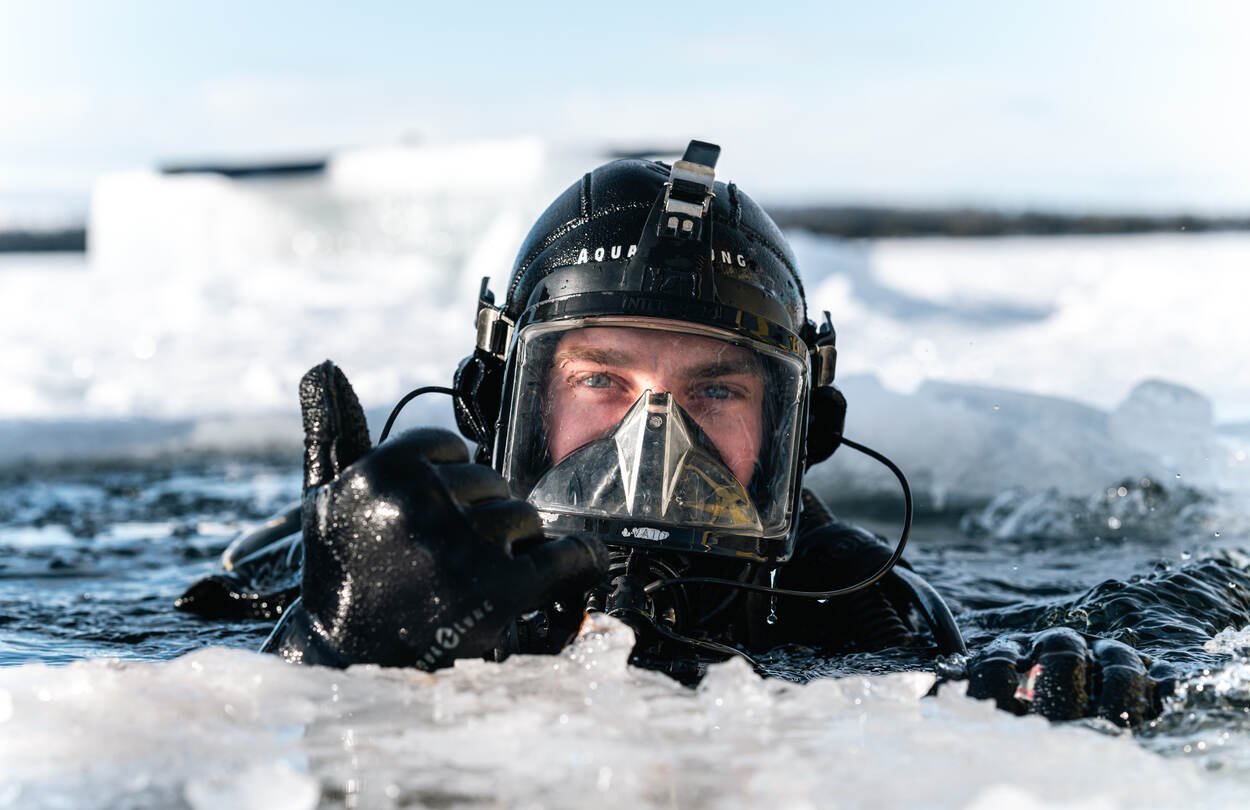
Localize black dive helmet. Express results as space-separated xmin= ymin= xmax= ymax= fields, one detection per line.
xmin=454 ymin=141 xmax=846 ymax=564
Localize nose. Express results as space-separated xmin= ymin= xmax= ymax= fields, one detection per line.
xmin=635 ymin=373 xmax=678 ymax=398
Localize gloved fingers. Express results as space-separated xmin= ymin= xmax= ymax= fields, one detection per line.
xmin=465 ymin=499 xmax=543 ymax=553
xmin=515 ymin=534 xmax=610 ymax=608
xmin=966 ymin=638 xmax=1028 ymax=715
xmin=1024 ymin=627 xmax=1092 ymax=722
xmin=300 ymin=360 xmax=373 ymax=489
xmin=439 ymin=463 xmax=513 ymax=507
xmin=383 ymin=427 xmax=471 ymax=465
xmin=1091 ymin=638 xmax=1151 ymax=727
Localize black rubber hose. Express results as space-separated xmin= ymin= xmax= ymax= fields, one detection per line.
xmin=379 ymin=386 xmax=457 ymax=443
xmin=649 ymin=621 xmax=764 ymax=669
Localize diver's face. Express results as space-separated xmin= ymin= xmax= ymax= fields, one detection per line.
xmin=545 ymin=327 xmax=765 ymax=485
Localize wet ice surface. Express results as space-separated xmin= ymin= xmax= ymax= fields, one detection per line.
xmin=6 ymin=615 xmax=1250 ymax=810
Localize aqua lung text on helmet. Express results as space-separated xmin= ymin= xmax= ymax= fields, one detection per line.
xmin=573 ymin=245 xmax=752 ymax=269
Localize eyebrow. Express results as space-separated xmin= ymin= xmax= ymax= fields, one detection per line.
xmin=555 ymin=342 xmax=765 ymax=377
xmin=686 ymin=359 xmax=763 ymax=379
xmin=552 ymin=346 xmax=635 ymax=366
xmin=554 ymin=347 xmax=762 ymax=378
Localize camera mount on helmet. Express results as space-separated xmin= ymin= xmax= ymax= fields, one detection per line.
xmin=659 ymin=140 xmax=719 ymax=240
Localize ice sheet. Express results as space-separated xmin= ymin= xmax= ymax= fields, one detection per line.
xmin=1 ymin=618 xmax=1244 ymax=810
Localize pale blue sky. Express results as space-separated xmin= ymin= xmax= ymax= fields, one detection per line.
xmin=2 ymin=0 xmax=1248 ymax=215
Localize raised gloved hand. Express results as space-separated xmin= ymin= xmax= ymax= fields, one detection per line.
xmin=943 ymin=627 xmax=1178 ymax=726
xmin=264 ymin=360 xmax=609 ymax=669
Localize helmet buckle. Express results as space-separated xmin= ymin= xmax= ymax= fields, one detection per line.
xmin=659 ymin=140 xmax=720 ymax=241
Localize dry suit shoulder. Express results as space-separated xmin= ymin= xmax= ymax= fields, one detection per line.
xmin=788 ymin=518 xmax=909 ymax=588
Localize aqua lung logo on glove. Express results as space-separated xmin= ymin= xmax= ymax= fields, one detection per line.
xmin=573 ymin=245 xmax=751 ymax=268
xmin=434 ymin=627 xmax=459 ymax=649
xmin=417 ymin=600 xmax=495 ymax=669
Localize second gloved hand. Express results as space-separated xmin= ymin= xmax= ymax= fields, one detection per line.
xmin=945 ymin=627 xmax=1178 ymax=727
xmin=266 ymin=360 xmax=608 ymax=669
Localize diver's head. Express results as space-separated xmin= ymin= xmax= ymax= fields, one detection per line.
xmin=454 ymin=140 xmax=844 ymax=563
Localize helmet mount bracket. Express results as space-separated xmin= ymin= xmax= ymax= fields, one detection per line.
xmin=659 ymin=140 xmax=720 ymax=241
xmin=812 ymin=310 xmax=838 ymax=388
xmin=452 ymin=277 xmax=511 ymax=461
xmin=474 ymin=276 xmax=513 ymax=360
xmin=805 ymin=310 xmax=846 ymax=468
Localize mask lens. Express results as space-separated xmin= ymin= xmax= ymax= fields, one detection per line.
xmin=502 ymin=319 xmax=806 ymax=539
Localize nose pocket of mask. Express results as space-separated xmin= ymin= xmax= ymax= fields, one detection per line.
xmin=528 ymin=390 xmax=763 ymax=533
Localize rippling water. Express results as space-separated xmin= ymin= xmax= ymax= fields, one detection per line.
xmin=0 ymin=457 xmax=297 ymax=666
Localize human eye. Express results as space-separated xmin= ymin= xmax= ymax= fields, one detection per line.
xmin=691 ymin=381 xmax=745 ymax=402
xmin=699 ymin=384 xmax=733 ymax=400
xmin=579 ymin=373 xmax=614 ymax=390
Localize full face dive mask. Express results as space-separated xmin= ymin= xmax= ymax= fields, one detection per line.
xmin=500 ymin=319 xmax=807 ymax=561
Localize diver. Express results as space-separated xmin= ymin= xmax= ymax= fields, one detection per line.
xmin=179 ymin=140 xmax=1176 ymax=725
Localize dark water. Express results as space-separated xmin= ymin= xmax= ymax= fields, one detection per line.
xmin=3 ymin=456 xmax=1248 ymax=752
xmin=0 ymin=456 xmax=301 ymax=665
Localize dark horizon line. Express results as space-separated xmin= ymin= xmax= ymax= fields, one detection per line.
xmin=767 ymin=205 xmax=1250 ymax=239
xmin=3 ymin=205 xmax=1250 ymax=253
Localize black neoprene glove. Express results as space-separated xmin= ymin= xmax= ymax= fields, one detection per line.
xmin=945 ymin=627 xmax=1178 ymax=727
xmin=264 ymin=360 xmax=609 ymax=669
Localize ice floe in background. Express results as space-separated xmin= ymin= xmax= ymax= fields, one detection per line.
xmin=790 ymin=231 xmax=1250 ymax=504
xmin=811 ymin=374 xmax=1247 ymax=512
xmin=2 ymin=140 xmax=1248 ymax=507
